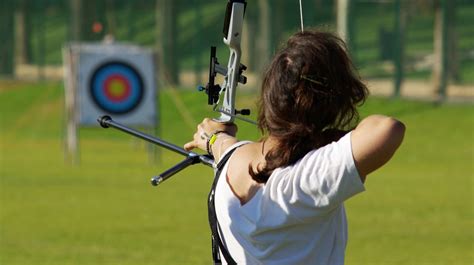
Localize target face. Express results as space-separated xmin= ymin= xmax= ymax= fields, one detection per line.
xmin=89 ymin=61 xmax=144 ymax=114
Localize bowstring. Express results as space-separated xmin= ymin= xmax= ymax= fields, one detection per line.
xmin=299 ymin=0 xmax=304 ymax=32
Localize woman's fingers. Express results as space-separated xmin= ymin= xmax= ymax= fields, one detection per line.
xmin=184 ymin=131 xmax=207 ymax=151
xmin=201 ymin=119 xmax=238 ymax=136
xmin=183 ymin=141 xmax=196 ymax=151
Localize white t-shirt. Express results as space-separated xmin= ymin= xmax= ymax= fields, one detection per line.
xmin=214 ymin=132 xmax=365 ymax=265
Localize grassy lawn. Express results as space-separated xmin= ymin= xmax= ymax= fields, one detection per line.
xmin=0 ymin=81 xmax=472 ymax=264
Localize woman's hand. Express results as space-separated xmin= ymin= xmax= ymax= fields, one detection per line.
xmin=184 ymin=118 xmax=238 ymax=152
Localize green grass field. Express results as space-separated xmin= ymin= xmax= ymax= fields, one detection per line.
xmin=0 ymin=81 xmax=473 ymax=264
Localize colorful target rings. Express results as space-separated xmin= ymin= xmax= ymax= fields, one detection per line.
xmin=89 ymin=61 xmax=144 ymax=114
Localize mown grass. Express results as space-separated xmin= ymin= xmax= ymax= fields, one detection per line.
xmin=0 ymin=81 xmax=472 ymax=264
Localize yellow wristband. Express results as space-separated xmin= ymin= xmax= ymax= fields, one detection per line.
xmin=206 ymin=131 xmax=226 ymax=156
xmin=209 ymin=134 xmax=218 ymax=146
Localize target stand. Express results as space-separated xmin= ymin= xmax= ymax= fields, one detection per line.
xmin=63 ymin=43 xmax=158 ymax=163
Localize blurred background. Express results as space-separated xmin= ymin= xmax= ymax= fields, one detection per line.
xmin=0 ymin=0 xmax=473 ymax=264
xmin=0 ymin=0 xmax=473 ymax=98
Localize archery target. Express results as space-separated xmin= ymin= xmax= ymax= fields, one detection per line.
xmin=89 ymin=61 xmax=144 ymax=114
xmin=72 ymin=43 xmax=157 ymax=126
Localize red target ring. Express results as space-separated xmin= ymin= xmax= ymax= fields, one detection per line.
xmin=103 ymin=74 xmax=132 ymax=102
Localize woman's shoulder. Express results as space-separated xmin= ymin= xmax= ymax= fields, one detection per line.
xmin=230 ymin=141 xmax=264 ymax=171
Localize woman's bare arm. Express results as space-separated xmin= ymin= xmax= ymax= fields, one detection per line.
xmin=351 ymin=115 xmax=406 ymax=181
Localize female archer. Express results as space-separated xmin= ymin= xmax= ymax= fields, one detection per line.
xmin=184 ymin=30 xmax=405 ymax=264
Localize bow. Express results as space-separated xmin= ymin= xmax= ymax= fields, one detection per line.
xmin=98 ymin=0 xmax=250 ymax=185
xmin=199 ymin=0 xmax=253 ymax=124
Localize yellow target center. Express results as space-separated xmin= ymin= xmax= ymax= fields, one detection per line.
xmin=109 ymin=79 xmax=126 ymax=96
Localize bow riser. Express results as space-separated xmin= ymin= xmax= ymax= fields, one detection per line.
xmin=216 ymin=0 xmax=246 ymax=123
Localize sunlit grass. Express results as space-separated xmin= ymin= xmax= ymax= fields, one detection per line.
xmin=0 ymin=82 xmax=472 ymax=264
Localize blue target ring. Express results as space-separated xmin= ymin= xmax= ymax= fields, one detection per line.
xmin=89 ymin=61 xmax=144 ymax=114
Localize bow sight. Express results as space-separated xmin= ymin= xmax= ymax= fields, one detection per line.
xmin=98 ymin=0 xmax=249 ymax=185
xmin=198 ymin=46 xmax=253 ymax=123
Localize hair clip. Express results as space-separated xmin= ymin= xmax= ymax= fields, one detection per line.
xmin=300 ymin=75 xmax=328 ymax=87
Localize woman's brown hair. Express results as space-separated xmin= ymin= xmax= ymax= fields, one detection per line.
xmin=251 ymin=30 xmax=368 ymax=183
